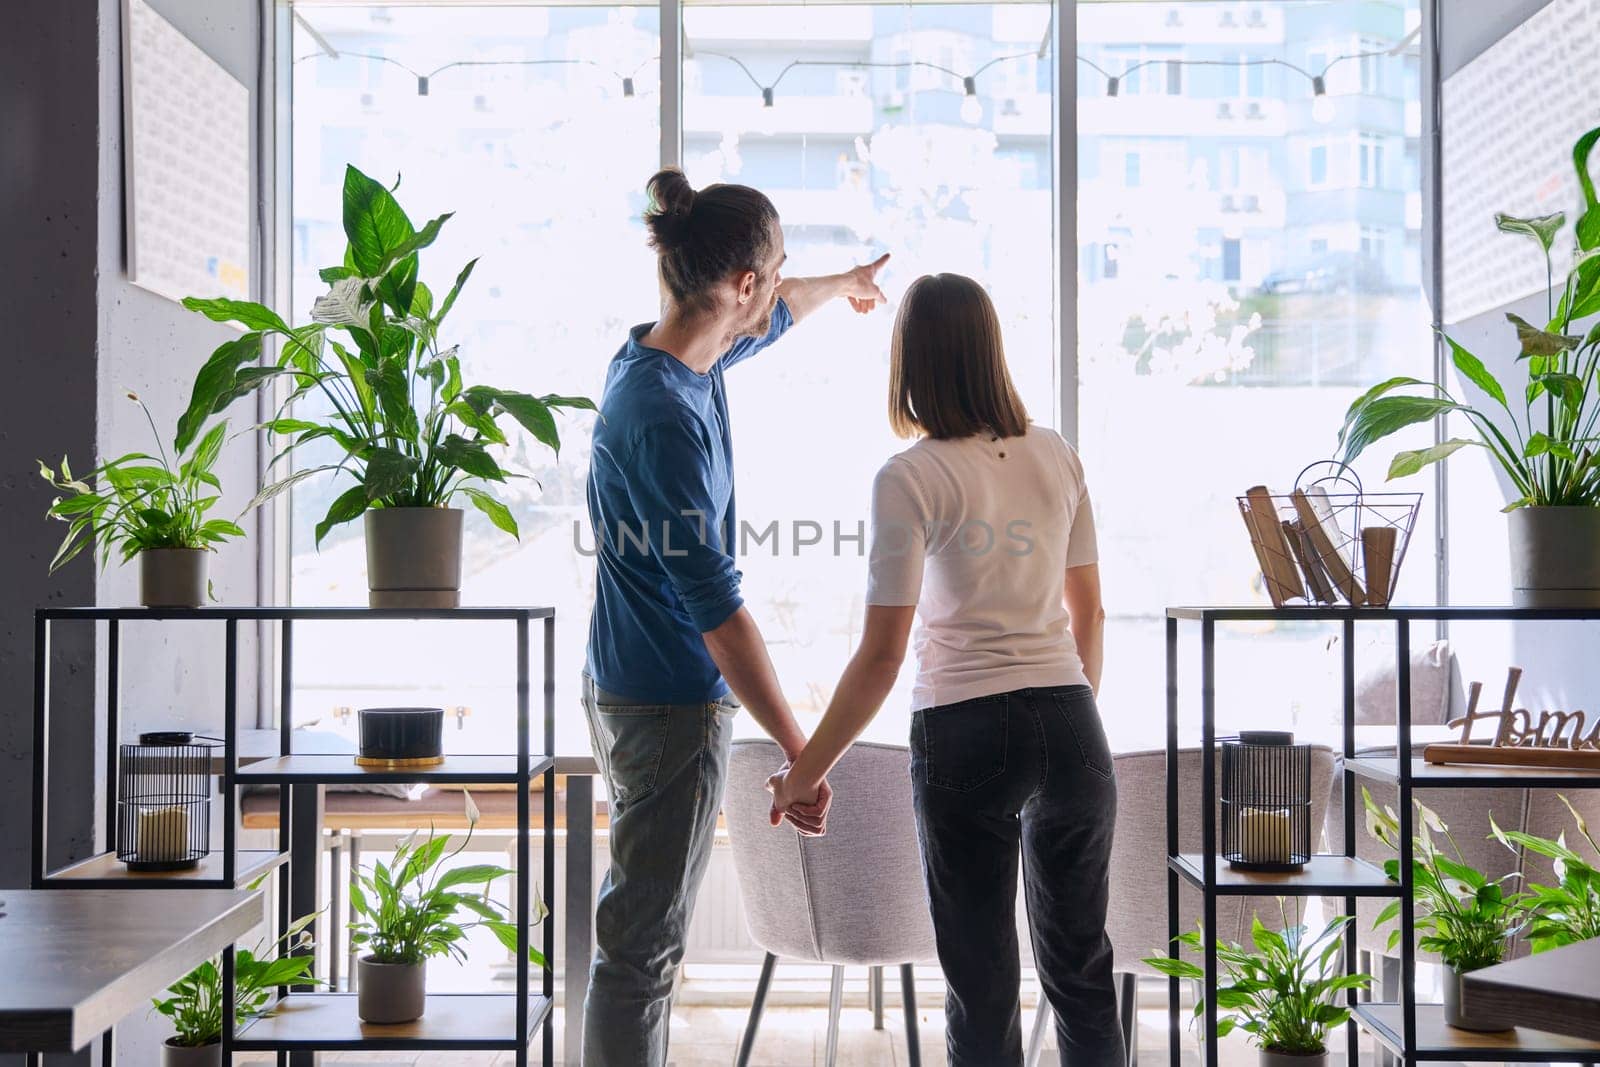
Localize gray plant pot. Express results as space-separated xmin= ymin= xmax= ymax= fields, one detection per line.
xmin=140 ymin=549 xmax=208 ymax=608
xmin=1508 ymin=506 xmax=1600 ymax=607
xmin=161 ymin=1038 xmax=222 ymax=1067
xmin=365 ymin=507 xmax=463 ymax=609
xmin=357 ymin=956 xmax=426 ymax=1024
xmin=1260 ymin=1049 xmax=1326 ymax=1067
xmin=1442 ymin=966 xmax=1513 ymax=1032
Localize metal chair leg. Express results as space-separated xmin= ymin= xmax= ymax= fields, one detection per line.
xmin=902 ymin=963 xmax=922 ymax=1067
xmin=346 ymin=833 xmax=361 ymax=990
xmin=871 ymin=964 xmax=884 ymax=1030
xmin=1117 ymin=971 xmax=1138 ymax=1067
xmin=1025 ymin=997 xmax=1051 ymax=1067
xmin=735 ymin=952 xmax=778 ymax=1067
xmin=825 ymin=965 xmax=845 ymax=1067
xmin=327 ymin=833 xmax=343 ymax=991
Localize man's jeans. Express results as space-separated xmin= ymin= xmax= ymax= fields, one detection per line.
xmin=580 ymin=674 xmax=737 ymax=1067
xmin=911 ymin=684 xmax=1126 ymax=1067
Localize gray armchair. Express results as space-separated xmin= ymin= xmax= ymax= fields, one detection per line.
xmin=1028 ymin=745 xmax=1338 ymax=1067
xmin=725 ymin=738 xmax=938 ymax=1067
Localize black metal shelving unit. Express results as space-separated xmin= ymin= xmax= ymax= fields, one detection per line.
xmin=31 ymin=605 xmax=558 ymax=1066
xmin=1166 ymin=605 xmax=1600 ymax=1067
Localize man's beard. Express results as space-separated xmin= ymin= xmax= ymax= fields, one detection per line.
xmin=740 ymin=298 xmax=775 ymax=340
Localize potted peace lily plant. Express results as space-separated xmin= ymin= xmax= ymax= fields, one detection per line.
xmin=1337 ymin=124 xmax=1600 ymax=606
xmin=348 ymin=797 xmax=545 ymax=1024
xmin=1144 ymin=900 xmax=1371 ymax=1066
xmin=152 ymin=912 xmax=319 ymax=1066
xmin=38 ymin=391 xmax=243 ymax=607
xmin=1362 ymin=788 xmax=1524 ymax=1031
xmin=178 ymin=164 xmax=594 ymax=607
xmin=1491 ymin=794 xmax=1600 ymax=952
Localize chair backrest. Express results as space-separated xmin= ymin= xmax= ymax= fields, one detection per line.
xmin=725 ymin=738 xmax=938 ymax=966
xmin=1105 ymin=746 xmax=1337 ymax=977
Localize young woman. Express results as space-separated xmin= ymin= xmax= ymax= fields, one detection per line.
xmin=768 ymin=273 xmax=1124 ymax=1066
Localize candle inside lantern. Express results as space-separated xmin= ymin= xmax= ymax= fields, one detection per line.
xmin=136 ymin=805 xmax=190 ymax=863
xmin=1236 ymin=806 xmax=1293 ymax=865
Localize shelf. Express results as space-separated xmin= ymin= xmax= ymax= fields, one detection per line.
xmin=1354 ymin=1003 xmax=1600 ymax=1061
xmin=43 ymin=849 xmax=286 ymax=889
xmin=1347 ymin=757 xmax=1600 ymax=789
xmin=1167 ymin=605 xmax=1600 ymax=622
xmin=1168 ymin=854 xmax=1399 ymax=897
xmin=39 ymin=605 xmax=554 ymax=621
xmin=232 ymin=992 xmax=551 ymax=1052
xmin=236 ymin=753 xmax=556 ymax=785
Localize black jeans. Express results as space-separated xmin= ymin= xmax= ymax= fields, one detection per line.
xmin=911 ymin=684 xmax=1125 ymax=1067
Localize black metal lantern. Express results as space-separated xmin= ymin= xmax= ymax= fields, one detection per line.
xmin=116 ymin=731 xmax=219 ymax=871
xmin=1221 ymin=730 xmax=1312 ymax=871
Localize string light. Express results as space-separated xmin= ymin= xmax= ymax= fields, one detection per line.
xmin=960 ymin=75 xmax=982 ymax=124
xmin=294 ymin=34 xmax=1413 ymax=118
xmin=293 ymin=48 xmax=655 ymax=100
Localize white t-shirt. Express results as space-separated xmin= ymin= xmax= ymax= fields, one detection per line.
xmin=865 ymin=424 xmax=1098 ymax=710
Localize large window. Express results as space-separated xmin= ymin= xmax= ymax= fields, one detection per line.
xmin=682 ymin=1 xmax=1056 ymax=740
xmin=1078 ymin=1 xmax=1433 ymax=750
xmin=289 ymin=5 xmax=660 ymax=754
xmin=284 ymin=0 xmax=1432 ymax=755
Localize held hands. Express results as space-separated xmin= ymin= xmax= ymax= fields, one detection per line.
xmin=766 ymin=762 xmax=832 ymax=837
xmin=844 ymin=253 xmax=891 ymax=315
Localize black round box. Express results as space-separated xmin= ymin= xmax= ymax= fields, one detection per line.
xmin=357 ymin=707 xmax=445 ymax=765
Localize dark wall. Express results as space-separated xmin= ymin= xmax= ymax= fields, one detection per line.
xmin=0 ymin=0 xmax=105 ymax=891
xmin=1 ymin=0 xmax=271 ymax=1060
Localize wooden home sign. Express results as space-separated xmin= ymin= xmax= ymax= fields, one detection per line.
xmin=1424 ymin=666 xmax=1600 ymax=770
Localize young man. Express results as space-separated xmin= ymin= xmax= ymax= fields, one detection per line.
xmin=581 ymin=168 xmax=890 ymax=1066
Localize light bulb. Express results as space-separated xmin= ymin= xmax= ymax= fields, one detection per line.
xmin=960 ymin=94 xmax=983 ymax=124
xmin=1312 ymin=94 xmax=1335 ymax=124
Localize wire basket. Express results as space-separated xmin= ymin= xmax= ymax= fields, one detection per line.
xmin=1221 ymin=731 xmax=1313 ymax=872
xmin=1237 ymin=461 xmax=1421 ymax=608
xmin=116 ymin=731 xmax=220 ymax=871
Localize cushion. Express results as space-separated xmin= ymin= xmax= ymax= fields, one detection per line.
xmin=1355 ymin=638 xmax=1464 ymax=726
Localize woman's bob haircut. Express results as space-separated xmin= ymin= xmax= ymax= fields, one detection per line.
xmin=888 ymin=273 xmax=1029 ymax=440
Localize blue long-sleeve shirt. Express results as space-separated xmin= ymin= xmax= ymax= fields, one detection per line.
xmin=584 ymin=299 xmax=794 ymax=703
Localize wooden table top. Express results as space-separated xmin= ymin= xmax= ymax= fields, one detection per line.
xmin=1462 ymin=938 xmax=1600 ymax=1042
xmin=0 ymin=888 xmax=264 ymax=1053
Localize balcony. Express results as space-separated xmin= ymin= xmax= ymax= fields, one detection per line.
xmin=1080 ymin=95 xmax=1287 ymax=138
xmin=685 ymin=92 xmax=876 ymax=137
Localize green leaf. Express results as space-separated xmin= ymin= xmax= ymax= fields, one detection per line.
xmin=244 ymin=463 xmax=342 ymax=515
xmin=539 ymin=394 xmax=599 ymax=413
xmin=183 ymin=420 xmax=229 ymax=480
xmin=385 ymin=212 xmax=452 ymax=269
xmin=1532 ymin=374 xmax=1585 ymax=419
xmin=1338 ymin=376 xmax=1430 ymax=450
xmin=435 ymin=864 xmax=513 ymax=892
xmin=342 ymin=165 xmax=415 ymax=277
xmin=314 ymin=485 xmax=370 ymax=546
xmin=182 ymin=296 xmax=290 ymax=334
xmin=1445 ymin=336 xmax=1508 ymax=409
xmin=1574 ymin=126 xmax=1600 ymax=251
xmin=1508 ymin=313 xmax=1580 ymax=358
xmin=1495 ymin=211 xmax=1566 ymax=254
xmin=377 ymin=253 xmax=419 ymax=316
xmin=1341 ymin=394 xmax=1462 ymax=464
xmin=437 ymin=434 xmax=506 ymax=482
xmin=363 ymin=447 xmax=419 ymax=502
xmin=177 ymin=334 xmax=265 ymax=453
xmin=463 ymin=487 xmax=519 ymax=539
xmin=1388 ymin=439 xmax=1477 ymax=480
xmin=436 ymin=257 xmax=478 ymax=324
xmin=484 ymin=390 xmax=560 ymax=455
xmin=319 ymin=265 xmax=358 ymax=283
